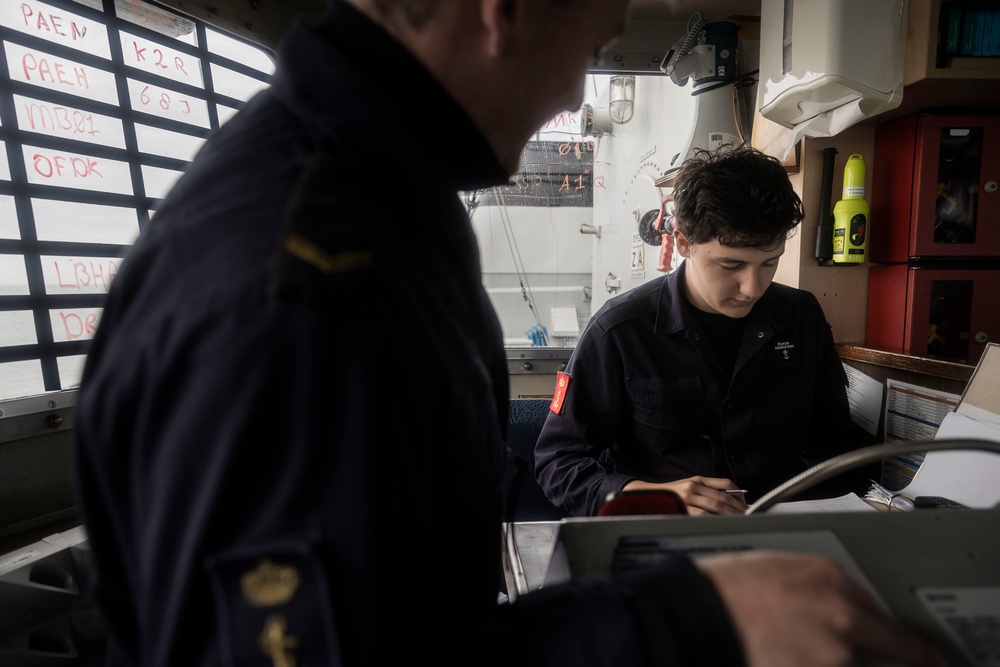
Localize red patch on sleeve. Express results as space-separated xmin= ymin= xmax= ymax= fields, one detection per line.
xmin=550 ymin=371 xmax=570 ymax=414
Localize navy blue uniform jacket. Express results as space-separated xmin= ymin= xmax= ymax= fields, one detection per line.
xmin=535 ymin=262 xmax=856 ymax=516
xmin=73 ymin=2 xmax=744 ymax=666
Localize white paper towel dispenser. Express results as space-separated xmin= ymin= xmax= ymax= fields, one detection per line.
xmin=757 ymin=0 xmax=907 ymax=139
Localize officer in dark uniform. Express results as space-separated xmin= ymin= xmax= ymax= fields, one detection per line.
xmin=72 ymin=2 xmax=943 ymax=667
xmin=535 ymin=146 xmax=866 ymax=517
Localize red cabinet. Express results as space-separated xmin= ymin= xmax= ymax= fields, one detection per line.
xmin=871 ymin=114 xmax=1000 ymax=262
xmin=866 ymin=264 xmax=1000 ymax=364
xmin=868 ymin=113 xmax=1000 ymax=363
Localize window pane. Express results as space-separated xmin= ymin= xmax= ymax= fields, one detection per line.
xmin=4 ymin=41 xmax=119 ymax=105
xmin=0 ymin=0 xmax=264 ymax=399
xmin=115 ymin=0 xmax=198 ymax=46
xmin=0 ymin=255 xmax=30 ymax=295
xmin=0 ymin=140 xmax=9 ymax=181
xmin=207 ymin=27 xmax=274 ymax=73
xmin=126 ymin=77 xmax=211 ymax=128
xmin=135 ymin=123 xmax=205 ymax=161
xmin=0 ymin=361 xmax=44 ymax=400
xmin=120 ymin=31 xmax=204 ymax=88
xmin=40 ymin=254 xmax=121 ymax=294
xmin=210 ymin=63 xmax=269 ymax=102
xmin=469 ymin=73 xmax=700 ymax=349
xmin=32 ymin=199 xmax=140 ymax=244
xmin=13 ymin=93 xmax=127 ymax=148
xmin=0 ymin=0 xmax=112 ymax=58
xmin=0 ymin=197 xmax=18 ymax=239
xmin=141 ymin=164 xmax=184 ymax=199
xmin=56 ymin=354 xmax=86 ymax=389
xmin=0 ymin=311 xmax=38 ymax=346
xmin=49 ymin=307 xmax=101 ymax=342
xmin=216 ymin=103 xmax=239 ymax=126
xmin=22 ymin=144 xmax=134 ymax=194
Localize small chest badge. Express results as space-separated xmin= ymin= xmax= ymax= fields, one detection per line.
xmin=772 ymin=340 xmax=799 ymax=364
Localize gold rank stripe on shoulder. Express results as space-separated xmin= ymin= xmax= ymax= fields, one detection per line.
xmin=241 ymin=558 xmax=301 ymax=608
xmin=284 ymin=233 xmax=373 ymax=274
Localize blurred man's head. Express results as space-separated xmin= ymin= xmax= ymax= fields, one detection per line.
xmin=344 ymin=0 xmax=633 ymax=173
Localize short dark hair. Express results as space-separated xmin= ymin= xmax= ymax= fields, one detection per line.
xmin=671 ymin=145 xmax=804 ymax=248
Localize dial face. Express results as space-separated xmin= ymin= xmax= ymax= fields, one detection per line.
xmin=638 ymin=208 xmax=665 ymax=245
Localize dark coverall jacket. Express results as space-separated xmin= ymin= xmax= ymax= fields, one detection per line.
xmin=72 ymin=2 xmax=745 ymax=666
xmin=535 ymin=261 xmax=857 ymax=517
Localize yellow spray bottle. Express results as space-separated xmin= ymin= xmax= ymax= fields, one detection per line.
xmin=832 ymin=154 xmax=868 ymax=264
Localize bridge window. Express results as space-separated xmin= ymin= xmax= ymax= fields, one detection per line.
xmin=466 ymin=73 xmax=715 ymax=352
xmin=0 ymin=0 xmax=274 ymax=402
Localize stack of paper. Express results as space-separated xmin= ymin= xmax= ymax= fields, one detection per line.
xmin=770 ymin=343 xmax=1000 ymax=513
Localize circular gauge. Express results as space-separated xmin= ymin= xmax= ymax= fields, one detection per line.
xmin=638 ymin=208 xmax=665 ymax=245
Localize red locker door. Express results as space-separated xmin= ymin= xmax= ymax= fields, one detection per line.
xmin=910 ymin=115 xmax=1000 ymax=259
xmin=904 ymin=267 xmax=1000 ymax=364
xmin=867 ymin=265 xmax=1000 ymax=364
xmin=872 ymin=114 xmax=1000 ymax=263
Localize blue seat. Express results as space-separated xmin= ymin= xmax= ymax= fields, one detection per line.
xmin=503 ymin=398 xmax=572 ymax=522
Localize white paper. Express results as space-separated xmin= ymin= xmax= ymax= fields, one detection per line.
xmin=883 ymin=380 xmax=961 ymax=443
xmin=897 ymin=346 xmax=1000 ymax=510
xmin=896 ymin=412 xmax=1000 ymax=509
xmin=936 ymin=410 xmax=1000 ymax=443
xmin=777 ymin=99 xmax=868 ymax=161
xmin=842 ymin=363 xmax=883 ymax=437
xmin=880 ymin=380 xmax=962 ymax=489
xmin=768 ymin=492 xmax=876 ymax=514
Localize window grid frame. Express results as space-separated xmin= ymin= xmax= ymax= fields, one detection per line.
xmin=0 ymin=0 xmax=274 ymax=399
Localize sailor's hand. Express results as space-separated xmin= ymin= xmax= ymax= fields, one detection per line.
xmin=622 ymin=477 xmax=747 ymax=515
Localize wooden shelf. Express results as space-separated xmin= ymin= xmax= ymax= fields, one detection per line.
xmin=836 ymin=344 xmax=975 ymax=383
xmin=905 ymin=0 xmax=1000 ymax=84
xmin=939 ymin=56 xmax=1000 ymax=72
xmin=858 ymin=0 xmax=1000 ymax=125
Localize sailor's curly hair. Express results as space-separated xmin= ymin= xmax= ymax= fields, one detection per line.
xmin=671 ymin=145 xmax=804 ymax=249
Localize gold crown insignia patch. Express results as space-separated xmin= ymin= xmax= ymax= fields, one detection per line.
xmin=240 ymin=558 xmax=301 ymax=608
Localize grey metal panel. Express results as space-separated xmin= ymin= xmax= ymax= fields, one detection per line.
xmin=0 ymin=430 xmax=78 ymax=554
xmin=543 ymin=508 xmax=1000 ymax=667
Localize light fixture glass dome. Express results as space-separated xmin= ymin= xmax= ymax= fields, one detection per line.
xmin=609 ymin=75 xmax=635 ymax=125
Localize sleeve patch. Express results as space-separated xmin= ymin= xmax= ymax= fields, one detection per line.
xmin=205 ymin=538 xmax=341 ymax=667
xmin=550 ymin=371 xmax=571 ymax=415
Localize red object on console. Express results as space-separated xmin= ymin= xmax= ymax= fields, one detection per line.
xmin=597 ymin=489 xmax=688 ymax=516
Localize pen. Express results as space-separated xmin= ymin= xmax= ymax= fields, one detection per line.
xmin=721 ymin=489 xmax=748 ymax=495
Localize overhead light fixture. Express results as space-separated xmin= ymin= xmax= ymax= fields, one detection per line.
xmin=609 ymin=75 xmax=635 ymax=125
